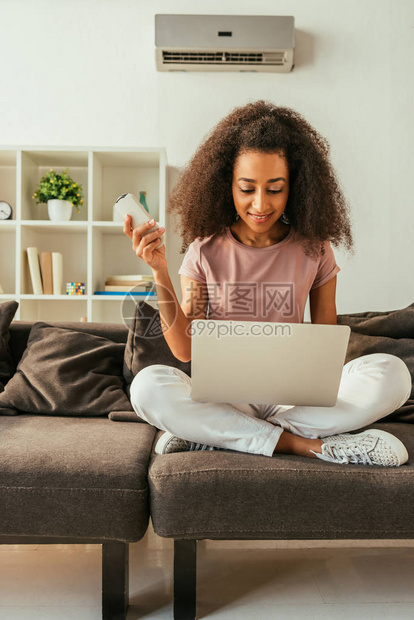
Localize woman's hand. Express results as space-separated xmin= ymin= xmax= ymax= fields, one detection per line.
xmin=123 ymin=214 xmax=167 ymax=273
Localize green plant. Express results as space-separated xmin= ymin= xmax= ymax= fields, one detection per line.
xmin=32 ymin=168 xmax=84 ymax=213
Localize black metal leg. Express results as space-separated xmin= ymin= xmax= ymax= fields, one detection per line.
xmin=102 ymin=541 xmax=129 ymax=620
xmin=174 ymin=539 xmax=197 ymax=620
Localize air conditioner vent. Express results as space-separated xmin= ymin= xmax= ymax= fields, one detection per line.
xmin=155 ymin=15 xmax=295 ymax=73
xmin=162 ymin=51 xmax=286 ymax=66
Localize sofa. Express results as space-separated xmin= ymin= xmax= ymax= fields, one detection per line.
xmin=0 ymin=312 xmax=156 ymax=620
xmin=0 ymin=300 xmax=413 ymax=620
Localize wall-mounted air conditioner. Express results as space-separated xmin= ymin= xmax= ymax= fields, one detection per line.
xmin=155 ymin=14 xmax=295 ymax=73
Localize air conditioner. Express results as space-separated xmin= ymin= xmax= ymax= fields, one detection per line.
xmin=155 ymin=14 xmax=295 ymax=73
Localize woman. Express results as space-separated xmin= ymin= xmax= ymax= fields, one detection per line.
xmin=123 ymin=100 xmax=412 ymax=467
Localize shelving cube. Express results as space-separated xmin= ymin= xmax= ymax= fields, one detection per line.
xmin=0 ymin=146 xmax=166 ymax=323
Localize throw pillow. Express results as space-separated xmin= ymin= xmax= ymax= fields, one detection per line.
xmin=338 ymin=302 xmax=414 ymax=339
xmin=0 ymin=300 xmax=19 ymax=392
xmin=337 ymin=302 xmax=414 ymax=422
xmin=118 ymin=300 xmax=191 ymax=422
xmin=0 ymin=321 xmax=133 ymax=416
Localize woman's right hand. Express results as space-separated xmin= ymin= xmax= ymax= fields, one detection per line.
xmin=123 ymin=214 xmax=167 ymax=273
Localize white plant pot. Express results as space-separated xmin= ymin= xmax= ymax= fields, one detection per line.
xmin=47 ymin=199 xmax=73 ymax=222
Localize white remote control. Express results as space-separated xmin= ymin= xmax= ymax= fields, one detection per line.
xmin=114 ymin=193 xmax=165 ymax=247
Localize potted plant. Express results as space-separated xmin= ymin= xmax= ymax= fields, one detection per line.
xmin=32 ymin=168 xmax=84 ymax=221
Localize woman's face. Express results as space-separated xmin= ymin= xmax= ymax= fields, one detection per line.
xmin=232 ymin=150 xmax=289 ymax=232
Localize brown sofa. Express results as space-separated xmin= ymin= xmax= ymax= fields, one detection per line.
xmin=0 ymin=320 xmax=156 ymax=620
xmin=135 ymin=300 xmax=414 ymax=619
xmin=0 ymin=303 xmax=413 ymax=620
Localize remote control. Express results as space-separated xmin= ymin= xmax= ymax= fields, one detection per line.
xmin=114 ymin=193 xmax=165 ymax=247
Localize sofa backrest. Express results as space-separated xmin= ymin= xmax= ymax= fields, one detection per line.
xmin=9 ymin=321 xmax=129 ymax=366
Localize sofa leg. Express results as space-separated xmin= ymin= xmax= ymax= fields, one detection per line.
xmin=174 ymin=539 xmax=197 ymax=620
xmin=102 ymin=541 xmax=129 ymax=620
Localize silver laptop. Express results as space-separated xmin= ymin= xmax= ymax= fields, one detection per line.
xmin=190 ymin=320 xmax=351 ymax=407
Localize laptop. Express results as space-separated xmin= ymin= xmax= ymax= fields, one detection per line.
xmin=190 ymin=319 xmax=351 ymax=407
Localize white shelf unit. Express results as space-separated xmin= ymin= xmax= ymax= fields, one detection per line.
xmin=0 ymin=147 xmax=166 ymax=323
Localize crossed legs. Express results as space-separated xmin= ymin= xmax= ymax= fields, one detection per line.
xmin=130 ymin=353 xmax=412 ymax=459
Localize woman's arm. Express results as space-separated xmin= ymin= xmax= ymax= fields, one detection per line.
xmin=309 ymin=275 xmax=338 ymax=325
xmin=121 ymin=215 xmax=206 ymax=360
xmin=177 ymin=275 xmax=207 ymax=362
xmin=153 ymin=271 xmax=207 ymax=362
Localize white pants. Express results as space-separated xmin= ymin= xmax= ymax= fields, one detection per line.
xmin=129 ymin=353 xmax=412 ymax=457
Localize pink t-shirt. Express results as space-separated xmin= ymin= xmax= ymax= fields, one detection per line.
xmin=178 ymin=226 xmax=340 ymax=323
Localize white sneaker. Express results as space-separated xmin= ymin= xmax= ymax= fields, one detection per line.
xmin=311 ymin=429 xmax=409 ymax=467
xmin=155 ymin=431 xmax=219 ymax=455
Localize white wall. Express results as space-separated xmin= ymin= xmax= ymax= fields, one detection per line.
xmin=1 ymin=0 xmax=413 ymax=316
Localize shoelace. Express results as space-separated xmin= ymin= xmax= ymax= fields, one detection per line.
xmin=316 ymin=442 xmax=374 ymax=466
xmin=188 ymin=441 xmax=216 ymax=451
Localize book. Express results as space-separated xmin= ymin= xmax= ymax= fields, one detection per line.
xmin=26 ymin=247 xmax=43 ymax=295
xmin=40 ymin=252 xmax=53 ymax=294
xmin=104 ymin=280 xmax=153 ymax=287
xmin=105 ymin=274 xmax=154 ymax=282
xmin=93 ymin=291 xmax=156 ymax=296
xmin=104 ymin=284 xmax=152 ymax=292
xmin=52 ymin=252 xmax=63 ymax=295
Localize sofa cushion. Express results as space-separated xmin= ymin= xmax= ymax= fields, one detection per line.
xmin=109 ymin=409 xmax=146 ymax=423
xmin=117 ymin=300 xmax=191 ymax=422
xmin=148 ymin=422 xmax=414 ymax=540
xmin=0 ymin=300 xmax=19 ymax=392
xmin=338 ymin=302 xmax=414 ymax=422
xmin=0 ymin=321 xmax=133 ymax=416
xmin=338 ymin=302 xmax=414 ymax=338
xmin=9 ymin=320 xmax=129 ymax=367
xmin=124 ymin=300 xmax=192 ymax=386
xmin=0 ymin=415 xmax=156 ymax=540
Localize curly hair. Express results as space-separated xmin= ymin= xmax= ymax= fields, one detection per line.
xmin=168 ymin=100 xmax=354 ymax=260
